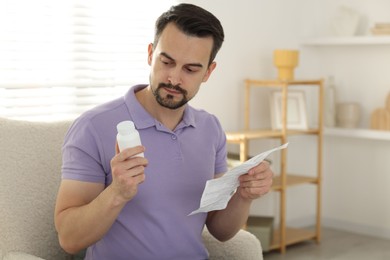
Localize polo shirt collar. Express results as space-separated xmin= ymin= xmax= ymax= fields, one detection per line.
xmin=125 ymin=85 xmax=196 ymax=131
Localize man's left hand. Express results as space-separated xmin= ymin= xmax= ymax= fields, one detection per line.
xmin=237 ymin=161 xmax=274 ymax=200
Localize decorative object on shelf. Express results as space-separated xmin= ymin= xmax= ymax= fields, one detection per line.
xmin=246 ymin=216 xmax=274 ymax=252
xmin=269 ymin=90 xmax=308 ymax=130
xmin=370 ymin=108 xmax=390 ymax=130
xmin=273 ymin=49 xmax=299 ymax=81
xmin=324 ymin=76 xmax=337 ymax=127
xmin=336 ymin=102 xmax=361 ymax=128
xmin=370 ymin=92 xmax=390 ymax=131
xmin=329 ymin=5 xmax=360 ymax=37
xmin=370 ymin=22 xmax=390 ymax=36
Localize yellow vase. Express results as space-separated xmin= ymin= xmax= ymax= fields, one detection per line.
xmin=273 ymin=49 xmax=299 ymax=81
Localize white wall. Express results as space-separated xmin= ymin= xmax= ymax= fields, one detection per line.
xmin=183 ymin=0 xmax=390 ymax=239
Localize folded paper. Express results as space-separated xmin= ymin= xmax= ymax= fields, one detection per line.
xmin=189 ymin=143 xmax=288 ymax=215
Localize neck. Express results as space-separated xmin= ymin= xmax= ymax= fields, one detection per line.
xmin=136 ymin=86 xmax=185 ymax=131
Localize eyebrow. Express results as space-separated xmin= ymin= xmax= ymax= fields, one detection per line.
xmin=160 ymin=52 xmax=204 ymax=68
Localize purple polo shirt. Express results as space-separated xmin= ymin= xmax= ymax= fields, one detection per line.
xmin=61 ymin=85 xmax=228 ymax=260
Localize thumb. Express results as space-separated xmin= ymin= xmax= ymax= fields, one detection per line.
xmin=115 ymin=141 xmax=120 ymax=154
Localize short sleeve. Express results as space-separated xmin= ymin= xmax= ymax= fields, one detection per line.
xmin=61 ymin=117 xmax=107 ymax=184
xmin=212 ymin=115 xmax=228 ymax=175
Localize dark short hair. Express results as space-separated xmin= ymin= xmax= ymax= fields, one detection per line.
xmin=154 ymin=3 xmax=225 ymax=66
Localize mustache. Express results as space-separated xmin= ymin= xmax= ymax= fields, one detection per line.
xmin=158 ymin=83 xmax=187 ymax=95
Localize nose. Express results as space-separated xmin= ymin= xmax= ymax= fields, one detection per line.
xmin=167 ymin=67 xmax=182 ymax=86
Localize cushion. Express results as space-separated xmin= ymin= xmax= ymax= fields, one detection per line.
xmin=0 ymin=118 xmax=72 ymax=259
xmin=202 ymin=228 xmax=263 ymax=260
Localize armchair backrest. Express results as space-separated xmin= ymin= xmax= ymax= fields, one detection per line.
xmin=0 ymin=118 xmax=72 ymax=259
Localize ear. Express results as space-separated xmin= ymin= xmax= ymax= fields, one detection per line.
xmin=202 ymin=61 xmax=217 ymax=82
xmin=147 ymin=43 xmax=153 ymax=65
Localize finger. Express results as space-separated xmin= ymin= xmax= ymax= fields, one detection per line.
xmin=111 ymin=155 xmax=148 ymax=181
xmin=242 ymin=179 xmax=273 ymax=192
xmin=240 ymin=171 xmax=270 ymax=182
xmin=133 ymin=171 xmax=146 ymax=184
xmin=248 ymin=160 xmax=270 ymax=175
xmin=242 ymin=186 xmax=268 ymax=198
xmin=241 ymin=178 xmax=273 ymax=189
xmin=240 ymin=172 xmax=273 ymax=186
xmin=114 ymin=146 xmax=145 ymax=162
xmin=112 ymin=165 xmax=146 ymax=190
xmin=115 ymin=141 xmax=120 ymax=154
xmin=132 ymin=166 xmax=145 ymax=180
xmin=118 ymin=157 xmax=148 ymax=173
xmin=121 ymin=145 xmax=145 ymax=159
xmin=125 ymin=165 xmax=146 ymax=178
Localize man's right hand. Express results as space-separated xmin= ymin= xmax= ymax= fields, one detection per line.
xmin=109 ymin=143 xmax=148 ymax=204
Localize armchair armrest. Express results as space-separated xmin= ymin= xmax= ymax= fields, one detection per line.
xmin=202 ymin=228 xmax=263 ymax=260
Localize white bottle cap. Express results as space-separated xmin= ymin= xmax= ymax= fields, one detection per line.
xmin=117 ymin=120 xmax=135 ymax=135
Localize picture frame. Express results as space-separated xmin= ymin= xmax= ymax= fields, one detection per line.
xmin=270 ymin=90 xmax=308 ymax=130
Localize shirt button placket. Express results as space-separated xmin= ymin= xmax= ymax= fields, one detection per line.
xmin=171 ymin=134 xmax=181 ymax=159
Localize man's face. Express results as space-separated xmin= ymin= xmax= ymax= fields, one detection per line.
xmin=148 ymin=23 xmax=216 ymax=110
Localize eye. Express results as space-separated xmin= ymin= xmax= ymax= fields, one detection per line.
xmin=185 ymin=66 xmax=200 ymax=73
xmin=160 ymin=57 xmax=172 ymax=65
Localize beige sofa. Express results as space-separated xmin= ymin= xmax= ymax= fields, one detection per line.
xmin=0 ymin=117 xmax=263 ymax=260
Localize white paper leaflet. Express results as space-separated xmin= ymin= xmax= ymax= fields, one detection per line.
xmin=189 ymin=143 xmax=288 ymax=216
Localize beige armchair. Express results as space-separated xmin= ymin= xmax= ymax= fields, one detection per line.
xmin=0 ymin=117 xmax=263 ymax=260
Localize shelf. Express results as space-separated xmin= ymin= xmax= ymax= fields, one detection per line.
xmin=302 ymin=35 xmax=390 ymax=46
xmin=324 ymin=127 xmax=390 ymax=141
xmin=245 ymin=78 xmax=323 ymax=87
xmin=226 ymin=129 xmax=284 ymax=142
xmin=270 ymin=227 xmax=317 ymax=250
xmin=272 ymin=175 xmax=318 ymax=191
xmin=226 ymin=128 xmax=321 ymax=143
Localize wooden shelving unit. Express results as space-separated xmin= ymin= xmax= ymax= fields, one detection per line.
xmin=226 ymin=78 xmax=324 ymax=253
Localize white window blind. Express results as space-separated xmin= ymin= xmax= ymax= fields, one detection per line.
xmin=0 ymin=0 xmax=175 ymax=121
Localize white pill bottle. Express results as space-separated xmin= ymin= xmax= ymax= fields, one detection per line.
xmin=116 ymin=120 xmax=144 ymax=157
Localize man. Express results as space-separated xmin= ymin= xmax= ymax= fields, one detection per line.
xmin=54 ymin=3 xmax=273 ymax=259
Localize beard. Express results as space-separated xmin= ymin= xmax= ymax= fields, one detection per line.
xmin=152 ymin=82 xmax=189 ymax=110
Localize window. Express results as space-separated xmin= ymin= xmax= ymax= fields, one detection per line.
xmin=0 ymin=0 xmax=175 ymax=121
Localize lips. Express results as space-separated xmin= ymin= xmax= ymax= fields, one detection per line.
xmin=158 ymin=83 xmax=187 ymax=95
xmin=163 ymin=86 xmax=181 ymax=95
